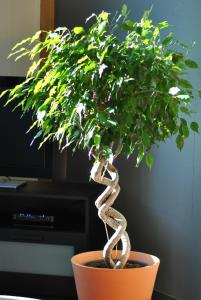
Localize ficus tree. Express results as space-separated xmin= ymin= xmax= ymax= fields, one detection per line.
xmin=1 ymin=5 xmax=200 ymax=268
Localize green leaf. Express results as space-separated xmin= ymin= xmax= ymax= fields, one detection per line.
xmin=77 ymin=55 xmax=89 ymax=64
xmin=176 ymin=134 xmax=184 ymax=151
xmin=162 ymin=32 xmax=174 ymax=46
xmin=141 ymin=19 xmax=152 ymax=29
xmin=180 ymin=118 xmax=187 ymax=126
xmin=99 ymin=113 xmax=107 ymax=124
xmin=84 ymin=61 xmax=96 ymax=72
xmin=33 ymin=130 xmax=43 ymax=142
xmin=136 ymin=26 xmax=142 ymax=35
xmin=99 ymin=46 xmax=109 ymax=63
xmin=146 ymin=153 xmax=153 ymax=170
xmin=27 ymin=60 xmax=41 ymax=77
xmin=29 ymin=43 xmax=44 ymax=59
xmin=104 ymin=146 xmax=113 ymax=160
xmin=121 ymin=4 xmax=128 ymax=16
xmin=34 ymin=80 xmax=43 ymax=94
xmin=179 ymin=78 xmax=193 ymax=89
xmin=97 ymin=21 xmax=107 ymax=35
xmin=49 ymin=86 xmax=57 ymax=97
xmin=94 ymin=134 xmax=101 ymax=145
xmin=180 ymin=106 xmax=191 ymax=115
xmin=172 ymin=52 xmax=184 ymax=64
xmin=0 ymin=89 xmax=9 ymax=99
xmin=73 ymin=27 xmax=85 ymax=35
xmin=153 ymin=27 xmax=160 ymax=39
xmin=107 ymin=120 xmax=117 ymax=126
xmin=180 ymin=119 xmax=189 ymax=138
xmin=142 ymin=131 xmax=150 ymax=147
xmin=190 ymin=121 xmax=199 ymax=133
xmin=158 ymin=21 xmax=169 ymax=29
xmin=8 ymin=47 xmax=28 ymax=59
xmin=14 ymin=51 xmax=30 ymax=61
xmin=142 ymin=5 xmax=153 ymax=20
xmin=31 ymin=30 xmax=42 ymax=43
xmin=11 ymin=37 xmax=31 ymax=51
xmin=185 ymin=59 xmax=199 ymax=69
xmin=136 ymin=147 xmax=145 ymax=166
xmin=99 ymin=11 xmax=109 ymax=21
xmin=121 ymin=20 xmax=135 ymax=31
xmin=182 ymin=125 xmax=189 ymax=138
xmin=125 ymin=20 xmax=135 ymax=29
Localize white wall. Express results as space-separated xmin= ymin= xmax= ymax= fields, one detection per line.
xmin=0 ymin=0 xmax=40 ymax=76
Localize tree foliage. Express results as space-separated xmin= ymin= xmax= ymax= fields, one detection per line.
xmin=1 ymin=5 xmax=200 ymax=168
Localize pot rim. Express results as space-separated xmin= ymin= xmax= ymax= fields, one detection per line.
xmin=71 ymin=250 xmax=160 ymax=271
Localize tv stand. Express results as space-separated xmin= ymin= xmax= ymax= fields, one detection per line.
xmin=0 ymin=180 xmax=104 ymax=299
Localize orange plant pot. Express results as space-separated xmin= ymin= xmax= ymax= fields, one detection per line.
xmin=71 ymin=250 xmax=160 ymax=300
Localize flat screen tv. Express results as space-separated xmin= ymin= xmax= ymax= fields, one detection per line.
xmin=0 ymin=76 xmax=53 ymax=179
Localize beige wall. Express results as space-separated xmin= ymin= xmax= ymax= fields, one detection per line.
xmin=0 ymin=0 xmax=40 ymax=76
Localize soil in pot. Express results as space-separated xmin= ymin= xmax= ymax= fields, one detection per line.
xmin=85 ymin=259 xmax=148 ymax=269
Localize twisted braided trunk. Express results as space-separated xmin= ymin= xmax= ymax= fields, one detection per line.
xmin=91 ymin=157 xmax=131 ymax=269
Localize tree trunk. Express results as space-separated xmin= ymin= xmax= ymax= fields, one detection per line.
xmin=91 ymin=157 xmax=131 ymax=269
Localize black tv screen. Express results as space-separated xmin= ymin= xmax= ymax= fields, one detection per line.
xmin=0 ymin=76 xmax=52 ymax=179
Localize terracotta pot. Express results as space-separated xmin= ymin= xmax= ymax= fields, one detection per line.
xmin=71 ymin=250 xmax=160 ymax=300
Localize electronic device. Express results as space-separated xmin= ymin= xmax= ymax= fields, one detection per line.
xmin=0 ymin=76 xmax=53 ymax=179
xmin=12 ymin=212 xmax=54 ymax=228
xmin=0 ymin=179 xmax=26 ymax=189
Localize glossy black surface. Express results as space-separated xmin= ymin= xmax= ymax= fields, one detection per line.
xmin=0 ymin=76 xmax=52 ymax=179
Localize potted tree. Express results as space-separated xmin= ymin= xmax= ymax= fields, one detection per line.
xmin=1 ymin=5 xmax=199 ymax=300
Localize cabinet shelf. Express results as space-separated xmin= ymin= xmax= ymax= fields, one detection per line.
xmin=0 ymin=180 xmax=105 ymax=298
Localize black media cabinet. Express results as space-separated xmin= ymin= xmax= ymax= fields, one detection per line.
xmin=0 ymin=181 xmax=105 ymax=299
